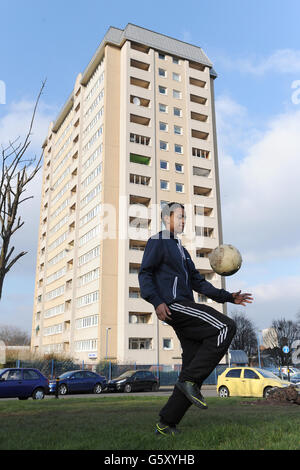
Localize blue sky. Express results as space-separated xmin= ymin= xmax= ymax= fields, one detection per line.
xmin=1 ymin=0 xmax=300 ymax=334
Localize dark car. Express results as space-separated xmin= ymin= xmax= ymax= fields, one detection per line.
xmin=49 ymin=370 xmax=107 ymax=395
xmin=0 ymin=368 xmax=49 ymax=400
xmin=107 ymin=370 xmax=159 ymax=393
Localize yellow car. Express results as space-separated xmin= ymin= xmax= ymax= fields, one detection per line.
xmin=217 ymin=367 xmax=291 ymax=398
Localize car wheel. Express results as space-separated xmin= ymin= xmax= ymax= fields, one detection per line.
xmin=219 ymin=386 xmax=229 ymax=398
xmin=58 ymin=384 xmax=68 ymax=395
xmin=263 ymin=386 xmax=273 ymax=398
xmin=151 ymin=383 xmax=159 ymax=392
xmin=124 ymin=384 xmax=132 ymax=393
xmin=93 ymin=383 xmax=102 ymax=394
xmin=32 ymin=388 xmax=45 ymax=400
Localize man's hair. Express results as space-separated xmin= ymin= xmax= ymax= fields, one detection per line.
xmin=161 ymin=202 xmax=185 ymax=221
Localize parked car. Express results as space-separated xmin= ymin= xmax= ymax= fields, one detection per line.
xmin=289 ymin=372 xmax=300 ymax=386
xmin=0 ymin=368 xmax=49 ymax=400
xmin=217 ymin=367 xmax=291 ymax=398
xmin=49 ymin=370 xmax=107 ymax=395
xmin=107 ymin=370 xmax=159 ymax=393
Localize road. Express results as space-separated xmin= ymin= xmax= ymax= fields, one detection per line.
xmin=1 ymin=386 xmax=218 ymax=401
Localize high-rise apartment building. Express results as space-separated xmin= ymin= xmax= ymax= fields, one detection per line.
xmin=31 ymin=24 xmax=227 ymax=366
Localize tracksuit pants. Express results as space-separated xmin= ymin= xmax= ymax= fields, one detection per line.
xmin=159 ymin=300 xmax=236 ymax=427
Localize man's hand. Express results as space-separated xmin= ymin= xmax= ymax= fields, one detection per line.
xmin=232 ymin=290 xmax=253 ymax=306
xmin=156 ymin=303 xmax=172 ymax=322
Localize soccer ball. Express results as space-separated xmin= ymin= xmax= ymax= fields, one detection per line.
xmin=209 ymin=244 xmax=242 ymax=276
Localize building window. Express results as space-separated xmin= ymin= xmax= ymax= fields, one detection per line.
xmin=158 ymin=53 xmax=165 ymax=60
xmin=176 ymin=183 xmax=184 ymax=193
xmin=173 ymin=57 xmax=180 ymax=64
xmin=175 ymin=163 xmax=183 ymax=173
xmin=158 ymin=68 xmax=167 ymax=77
xmin=173 ymin=72 xmax=180 ymax=82
xmin=198 ymin=294 xmax=208 ymax=303
xmin=159 ymin=122 xmax=168 ymax=132
xmin=159 ymin=85 xmax=167 ymax=95
xmin=174 ymin=107 xmax=182 ymax=117
xmin=160 ymin=180 xmax=169 ymax=190
xmin=129 ymin=338 xmax=152 ymax=350
xmin=163 ymin=338 xmax=173 ymax=350
xmin=160 ymin=160 xmax=169 ymax=170
xmin=174 ymin=125 xmax=182 ymax=135
xmin=175 ymin=144 xmax=183 ymax=154
xmin=160 ymin=141 xmax=168 ymax=151
xmin=159 ymin=103 xmax=167 ymax=113
xmin=173 ymin=89 xmax=182 ymax=99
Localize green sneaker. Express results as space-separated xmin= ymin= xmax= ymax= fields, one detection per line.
xmin=176 ymin=381 xmax=208 ymax=409
xmin=155 ymin=422 xmax=180 ymax=436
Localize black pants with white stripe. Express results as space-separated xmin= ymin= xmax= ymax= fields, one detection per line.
xmin=159 ymin=300 xmax=236 ymax=426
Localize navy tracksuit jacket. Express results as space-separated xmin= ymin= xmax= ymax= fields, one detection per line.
xmin=138 ymin=230 xmax=234 ymax=308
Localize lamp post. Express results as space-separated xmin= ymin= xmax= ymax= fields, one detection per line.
xmin=105 ymin=327 xmax=111 ymax=360
xmin=105 ymin=327 xmax=111 ymax=381
xmin=256 ymin=332 xmax=262 ymax=368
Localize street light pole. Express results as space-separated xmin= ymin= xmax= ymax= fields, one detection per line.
xmin=105 ymin=327 xmax=112 ymax=382
xmin=105 ymin=327 xmax=111 ymax=360
xmin=256 ymin=332 xmax=261 ymax=368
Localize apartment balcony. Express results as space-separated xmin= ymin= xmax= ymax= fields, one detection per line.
xmin=130 ymin=76 xmax=151 ymax=90
xmin=190 ymin=100 xmax=208 ymax=116
xmin=129 ymin=173 xmax=153 ymax=195
xmin=192 ymin=174 xmax=213 ymax=189
xmin=129 ymin=194 xmax=151 ymax=207
xmin=128 ymin=241 xmax=146 ymax=263
xmin=190 ymin=120 xmax=210 ymax=135
xmin=129 ymin=67 xmax=151 ymax=84
xmin=128 ymin=273 xmax=140 ymax=288
xmin=127 ymin=297 xmax=153 ymax=313
xmin=193 ymin=236 xmax=218 ymax=250
xmin=130 ymin=114 xmax=151 ymax=128
xmin=191 ymin=154 xmax=212 ymax=169
xmin=129 ymin=84 xmax=152 ymax=102
xmin=189 ymin=83 xmax=209 ymax=100
xmin=129 ymin=140 xmax=152 ymax=159
xmin=194 ymin=256 xmax=211 ymax=271
xmin=130 ymin=45 xmax=151 ymax=63
xmin=191 ymin=130 xmax=210 ymax=143
xmin=129 ymin=103 xmax=152 ymax=120
xmin=130 ymin=95 xmax=151 ymax=108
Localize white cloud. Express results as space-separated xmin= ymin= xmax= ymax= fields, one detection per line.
xmin=216 ymin=95 xmax=300 ymax=263
xmin=218 ymin=49 xmax=300 ymax=76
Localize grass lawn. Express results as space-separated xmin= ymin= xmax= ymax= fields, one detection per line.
xmin=0 ymin=395 xmax=299 ymax=450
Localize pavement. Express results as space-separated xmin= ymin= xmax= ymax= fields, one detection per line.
xmin=0 ymin=384 xmax=218 ymax=401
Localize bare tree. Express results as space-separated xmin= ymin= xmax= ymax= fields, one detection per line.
xmin=0 ymin=80 xmax=46 ymax=299
xmin=229 ymin=311 xmax=257 ymax=357
xmin=263 ymin=318 xmax=300 ymax=367
xmin=0 ymin=324 xmax=30 ymax=345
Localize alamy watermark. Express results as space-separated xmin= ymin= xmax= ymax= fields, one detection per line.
xmin=0 ymin=80 xmax=6 ymax=104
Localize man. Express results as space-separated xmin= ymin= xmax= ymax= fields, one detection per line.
xmin=138 ymin=202 xmax=253 ymax=436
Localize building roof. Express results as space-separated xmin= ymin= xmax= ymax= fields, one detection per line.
xmin=51 ymin=23 xmax=217 ymax=136
xmin=82 ymin=23 xmax=216 ymax=85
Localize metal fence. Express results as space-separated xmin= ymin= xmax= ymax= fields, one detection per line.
xmin=4 ymin=359 xmax=228 ymax=386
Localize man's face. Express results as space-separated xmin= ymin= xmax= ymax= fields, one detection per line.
xmin=168 ymin=207 xmax=185 ymax=234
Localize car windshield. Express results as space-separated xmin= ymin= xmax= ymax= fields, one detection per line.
xmin=256 ymin=369 xmax=280 ymax=379
xmin=115 ymin=371 xmax=135 ymax=380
